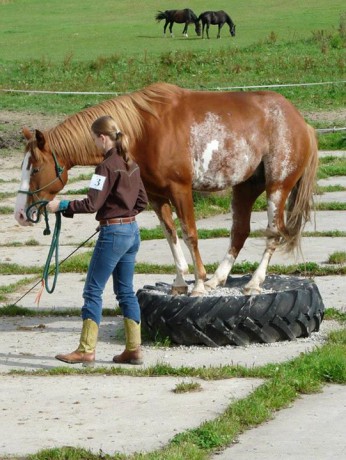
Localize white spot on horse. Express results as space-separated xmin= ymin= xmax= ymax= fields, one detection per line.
xmin=14 ymin=152 xmax=32 ymax=225
xmin=204 ymin=139 xmax=219 ymax=167
xmin=194 ymin=139 xmax=219 ymax=178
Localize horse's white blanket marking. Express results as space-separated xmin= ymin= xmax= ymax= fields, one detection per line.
xmin=264 ymin=105 xmax=294 ymax=183
xmin=190 ymin=112 xmax=259 ymax=190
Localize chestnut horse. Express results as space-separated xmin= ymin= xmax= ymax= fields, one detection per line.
xmin=155 ymin=9 xmax=201 ymax=37
xmin=15 ymin=83 xmax=318 ymax=296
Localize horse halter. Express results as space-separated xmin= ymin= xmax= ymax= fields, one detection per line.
xmin=18 ymin=150 xmax=66 ymax=198
xmin=18 ymin=150 xmax=66 ymax=230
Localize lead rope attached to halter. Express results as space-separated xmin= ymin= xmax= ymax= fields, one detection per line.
xmin=26 ymin=201 xmax=61 ymax=304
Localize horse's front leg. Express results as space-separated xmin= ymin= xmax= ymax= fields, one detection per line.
xmin=171 ymin=186 xmax=207 ymax=297
xmin=149 ymin=194 xmax=189 ymax=295
xmin=205 ymin=173 xmax=265 ymax=291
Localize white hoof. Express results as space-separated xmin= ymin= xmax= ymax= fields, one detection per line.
xmin=190 ymin=288 xmax=206 ymax=297
xmin=243 ymin=285 xmax=262 ymax=296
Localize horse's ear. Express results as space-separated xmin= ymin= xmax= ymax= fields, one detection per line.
xmin=22 ymin=126 xmax=33 ymax=140
xmin=35 ymin=129 xmax=46 ymax=150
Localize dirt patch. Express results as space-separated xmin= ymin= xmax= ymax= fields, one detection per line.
xmin=303 ymin=108 xmax=346 ymax=124
xmin=0 ymin=110 xmax=64 ymax=151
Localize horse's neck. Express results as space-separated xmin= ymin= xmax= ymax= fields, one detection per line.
xmin=49 ymin=130 xmax=103 ymax=170
xmin=68 ymin=155 xmax=104 ymax=170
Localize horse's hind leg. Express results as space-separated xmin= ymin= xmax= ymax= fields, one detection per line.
xmin=243 ymin=184 xmax=291 ymax=295
xmin=205 ymin=169 xmax=265 ymax=291
xmin=182 ymin=23 xmax=188 ymax=37
xmin=169 ymin=22 xmax=174 ymax=37
xmin=163 ymin=20 xmax=169 ymax=36
xmin=149 ymin=193 xmax=190 ymax=294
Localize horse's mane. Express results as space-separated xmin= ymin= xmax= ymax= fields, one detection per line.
xmin=46 ymin=82 xmax=183 ymax=165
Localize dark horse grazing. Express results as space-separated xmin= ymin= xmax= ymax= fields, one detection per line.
xmin=15 ymin=83 xmax=318 ymax=297
xmin=155 ymin=9 xmax=201 ymax=37
xmin=199 ymin=10 xmax=236 ymax=39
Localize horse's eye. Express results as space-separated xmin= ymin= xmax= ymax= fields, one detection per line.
xmin=31 ymin=167 xmax=40 ymax=175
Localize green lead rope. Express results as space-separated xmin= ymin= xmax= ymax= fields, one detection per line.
xmin=26 ymin=201 xmax=61 ymax=295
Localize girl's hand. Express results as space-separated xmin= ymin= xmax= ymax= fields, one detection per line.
xmin=47 ymin=199 xmax=61 ymax=213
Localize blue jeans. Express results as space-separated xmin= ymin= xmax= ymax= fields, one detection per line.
xmin=82 ymin=222 xmax=141 ymax=325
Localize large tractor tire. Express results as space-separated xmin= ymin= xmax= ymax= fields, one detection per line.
xmin=137 ymin=275 xmax=325 ymax=347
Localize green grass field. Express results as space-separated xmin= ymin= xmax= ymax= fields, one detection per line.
xmin=0 ymin=0 xmax=344 ymax=60
xmin=0 ymin=0 xmax=345 ymax=125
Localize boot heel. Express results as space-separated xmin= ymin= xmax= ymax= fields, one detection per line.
xmin=82 ymin=360 xmax=95 ymax=368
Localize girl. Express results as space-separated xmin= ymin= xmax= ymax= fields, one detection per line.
xmin=48 ymin=115 xmax=148 ymax=366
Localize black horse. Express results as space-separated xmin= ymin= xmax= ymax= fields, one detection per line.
xmin=155 ymin=8 xmax=201 ymax=37
xmin=198 ymin=10 xmax=236 ymax=39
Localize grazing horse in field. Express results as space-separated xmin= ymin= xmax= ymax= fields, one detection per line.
xmin=15 ymin=82 xmax=318 ymax=297
xmin=199 ymin=10 xmax=236 ymax=39
xmin=155 ymin=8 xmax=201 ymax=37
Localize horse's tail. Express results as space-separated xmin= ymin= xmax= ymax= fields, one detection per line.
xmin=155 ymin=11 xmax=167 ymax=22
xmin=284 ymin=124 xmax=318 ymax=252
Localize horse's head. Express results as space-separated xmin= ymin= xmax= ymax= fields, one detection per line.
xmin=15 ymin=127 xmax=68 ymax=226
xmin=195 ymin=20 xmax=201 ymax=36
xmin=230 ymin=23 xmax=236 ymax=37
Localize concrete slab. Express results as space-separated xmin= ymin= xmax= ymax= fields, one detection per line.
xmin=0 ymin=315 xmax=342 ymax=458
xmin=195 ymin=210 xmax=346 ymax=232
xmin=318 ymin=176 xmax=346 ymax=187
xmin=0 ymin=373 xmax=262 ymax=458
xmin=315 ymin=190 xmax=346 ymax=203
xmin=1 ymin=150 xmax=345 ymax=460
xmin=319 ymin=151 xmax=346 ymax=157
xmin=138 ymin=236 xmax=346 ymax=266
xmin=212 ymin=384 xmax=346 ymax=460
xmin=0 ymin=210 xmax=160 ymax=246
xmin=1 ymin=235 xmax=345 ymax=267
xmin=1 ymin=316 xmax=341 ymax=373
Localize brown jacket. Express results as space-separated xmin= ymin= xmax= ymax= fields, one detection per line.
xmin=64 ymin=148 xmax=148 ymax=220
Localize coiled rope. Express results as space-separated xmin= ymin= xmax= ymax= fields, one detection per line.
xmin=26 ymin=200 xmax=61 ymax=299
xmin=12 ymin=202 xmax=97 ymax=306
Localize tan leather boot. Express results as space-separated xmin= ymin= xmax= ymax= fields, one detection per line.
xmin=113 ymin=318 xmax=143 ymax=365
xmin=55 ymin=319 xmax=98 ymax=366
